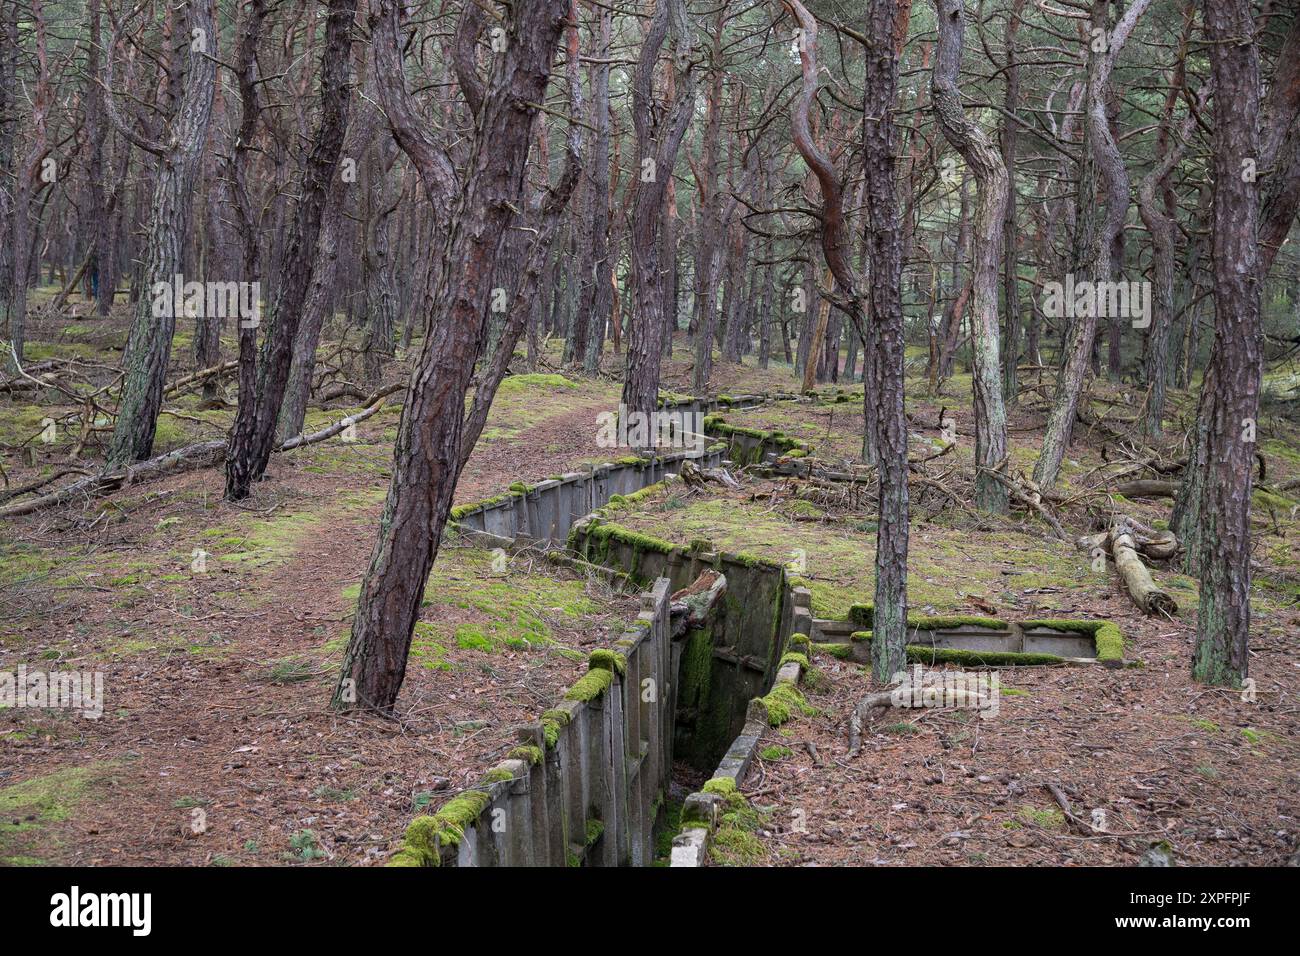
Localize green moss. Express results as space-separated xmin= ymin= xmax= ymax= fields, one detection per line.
xmin=812 ymin=641 xmax=853 ymax=659
xmin=212 ymin=509 xmax=320 ymax=568
xmin=0 ymin=763 xmax=116 ymax=864
xmin=498 ymin=373 xmax=577 ymax=393
xmin=851 ymin=631 xmax=1067 ymax=666
xmin=454 ymin=625 xmax=494 ymax=653
xmin=394 ymin=789 xmax=493 ymax=866
xmin=508 ymin=745 xmax=544 ymax=766
xmin=702 ymin=777 xmax=739 ymax=799
xmin=905 ymin=646 xmax=1063 ymax=667
xmin=1254 ymin=489 xmax=1296 ymax=511
xmin=679 ymin=626 xmax=714 ymax=712
xmin=1018 ymin=805 xmax=1066 ymax=830
xmin=909 ymin=614 xmax=1006 ymax=630
xmin=701 ymin=777 xmax=768 ymax=866
xmin=779 ymin=651 xmax=809 ymax=670
xmin=541 ymin=708 xmax=572 ymax=748
xmin=584 ymin=819 xmax=605 ymax=847
xmin=753 ymin=680 xmax=815 ymax=727
xmin=588 ymin=648 xmax=627 ymax=676
xmin=564 ymin=666 xmax=614 ymax=702
xmin=1093 ymin=622 xmax=1124 ymax=662
xmin=759 ymin=745 xmax=793 ymax=761
xmin=1022 ymin=618 xmax=1124 ymax=662
xmin=584 ymin=520 xmax=677 ymax=559
xmin=482 ymin=767 xmax=515 ymax=785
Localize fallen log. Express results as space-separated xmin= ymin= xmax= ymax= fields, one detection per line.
xmin=1112 ymin=479 xmax=1177 ymax=499
xmin=1077 ymin=515 xmax=1178 ymax=562
xmin=678 ymin=459 xmax=740 ymax=489
xmin=1100 ymin=517 xmax=1178 ymax=616
xmin=0 ymin=391 xmax=396 ymax=518
xmin=0 ymin=467 xmax=94 ymax=504
xmin=847 ymin=677 xmax=996 ymax=756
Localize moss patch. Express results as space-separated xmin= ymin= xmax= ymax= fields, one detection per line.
xmin=391 ymin=789 xmax=492 ymax=866
xmin=0 ymin=763 xmax=116 ymax=865
xmin=753 ymin=680 xmax=815 ymax=727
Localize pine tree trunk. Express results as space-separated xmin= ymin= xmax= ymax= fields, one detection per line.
xmin=865 ymin=0 xmax=910 ymax=681
xmin=1191 ymin=0 xmax=1261 ymax=688
xmin=107 ymin=0 xmax=216 ymax=463
xmin=1032 ymin=0 xmax=1150 ymax=491
xmin=334 ymin=0 xmax=572 ymax=714
xmin=224 ymin=0 xmax=357 ymax=498
xmin=623 ymin=0 xmax=695 ymax=422
xmin=931 ymin=0 xmax=1009 ymax=513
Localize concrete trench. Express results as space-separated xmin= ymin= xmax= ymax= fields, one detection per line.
xmin=401 ymin=395 xmax=1118 ymax=867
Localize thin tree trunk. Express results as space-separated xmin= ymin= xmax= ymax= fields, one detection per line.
xmin=931 ymin=0 xmax=1009 ymax=513
xmin=1137 ymin=14 xmax=1198 ymax=438
xmin=1032 ymin=0 xmax=1151 ymax=492
xmin=106 ymin=0 xmax=217 ymax=463
xmin=864 ymin=0 xmax=911 ymax=681
xmin=999 ymin=0 xmax=1025 ymax=405
xmin=224 ymin=0 xmax=357 ymax=499
xmin=622 ymin=0 xmax=696 ymax=425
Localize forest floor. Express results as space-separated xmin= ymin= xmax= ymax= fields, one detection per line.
xmin=1 ymin=292 xmax=1298 ymax=865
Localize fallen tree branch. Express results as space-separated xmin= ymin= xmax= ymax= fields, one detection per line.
xmin=984 ymin=464 xmax=1068 ymax=539
xmin=1 ymin=391 xmax=397 ymax=518
xmin=1111 ymin=479 xmax=1177 ymax=499
xmin=1109 ymin=520 xmax=1178 ymax=615
xmin=670 ymin=569 xmax=727 ymax=638
xmin=163 ymin=360 xmax=239 ymax=398
xmin=1044 ymin=782 xmax=1098 ymax=835
xmin=0 ymin=467 xmax=94 ymax=504
xmin=670 ymin=572 xmax=733 ymax=639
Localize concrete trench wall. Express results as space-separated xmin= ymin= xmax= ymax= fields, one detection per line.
xmin=450 ymin=448 xmax=725 ymax=545
xmin=566 ymin=529 xmax=804 ymax=771
xmin=390 ymin=397 xmax=794 ymax=867
xmin=400 ymin=392 xmax=1123 ymax=866
xmin=394 ymin=580 xmax=675 ymax=867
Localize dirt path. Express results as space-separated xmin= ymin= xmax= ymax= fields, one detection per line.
xmin=0 ymin=390 xmax=638 ymax=865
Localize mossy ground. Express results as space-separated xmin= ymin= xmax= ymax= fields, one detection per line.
xmin=595 ymin=482 xmax=1161 ymax=621
xmin=336 ymin=544 xmax=613 ymax=671
xmin=0 ymin=763 xmax=118 ymax=865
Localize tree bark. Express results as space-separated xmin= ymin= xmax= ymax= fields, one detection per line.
xmin=334 ymin=0 xmax=572 ymax=715
xmin=863 ymin=0 xmax=911 ymax=681
xmin=999 ymin=0 xmax=1025 ymax=405
xmin=1137 ymin=9 xmax=1198 ymax=438
xmin=931 ymin=0 xmax=1009 ymax=513
xmin=106 ymin=0 xmax=217 ymax=464
xmin=1190 ymin=0 xmax=1261 ymax=688
xmin=224 ymin=0 xmax=358 ymax=499
xmin=622 ymin=0 xmax=696 ymax=425
xmin=1032 ymin=0 xmax=1151 ymax=492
